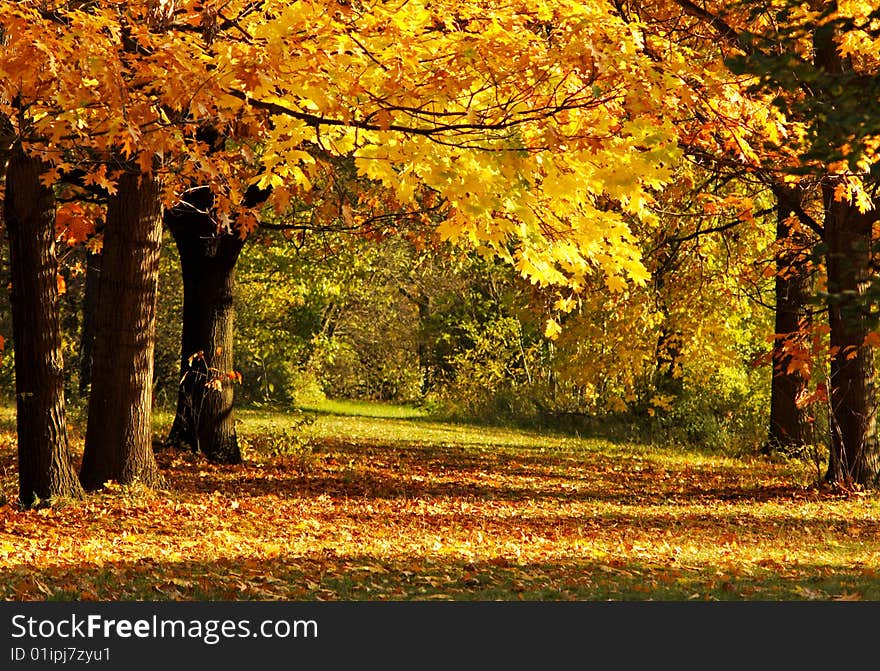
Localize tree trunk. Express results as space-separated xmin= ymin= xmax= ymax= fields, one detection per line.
xmin=400 ymin=285 xmax=432 ymax=394
xmin=78 ymin=243 xmax=102 ymax=397
xmin=822 ymin=179 xmax=880 ymax=487
xmin=165 ymin=204 xmax=243 ymax=464
xmin=806 ymin=14 xmax=880 ymax=487
xmin=4 ymin=145 xmax=83 ymax=506
xmin=651 ymin=241 xmax=683 ymax=399
xmin=766 ymin=187 xmax=812 ymax=453
xmin=415 ymin=290 xmax=430 ymax=395
xmin=79 ymin=171 xmax=164 ymax=490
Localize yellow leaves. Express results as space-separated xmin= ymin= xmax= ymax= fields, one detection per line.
xmin=606 ymin=395 xmax=628 ymax=413
xmin=649 ymin=394 xmax=675 ymax=412
xmin=605 ymin=274 xmax=628 ymax=293
xmin=256 ymin=163 xmax=312 ymax=193
xmin=256 ymin=172 xmax=285 ymax=191
xmin=544 ymin=318 xmax=562 ymax=340
xmin=86 ymin=234 xmax=103 ymax=255
xmin=4 ymin=0 xmax=684 ymax=311
xmin=554 ymin=296 xmax=576 ymax=313
xmin=853 ymin=186 xmax=874 ymax=214
xmin=836 ymin=0 xmax=880 ymax=60
xmin=830 ymin=176 xmax=875 ymax=213
xmin=355 ymin=142 xmax=405 ymax=187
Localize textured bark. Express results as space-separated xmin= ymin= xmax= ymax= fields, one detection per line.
xmin=766 ymin=188 xmax=811 ymax=453
xmin=4 ymin=146 xmax=83 ymax=506
xmin=811 ymin=18 xmax=880 ymax=487
xmin=79 ymin=171 xmax=164 ymax=490
xmin=822 ymin=181 xmax=880 ymax=487
xmin=165 ymin=203 xmax=243 ymax=464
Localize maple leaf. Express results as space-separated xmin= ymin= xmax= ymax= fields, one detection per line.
xmin=544 ymin=318 xmax=562 ymax=340
xmin=82 ymin=165 xmax=118 ymax=196
xmin=86 ymin=234 xmax=104 ymax=254
xmin=39 ymin=167 xmax=61 ymax=188
xmin=55 ymin=203 xmax=96 ymax=245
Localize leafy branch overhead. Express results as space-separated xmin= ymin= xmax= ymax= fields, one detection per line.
xmin=0 ymin=0 xmax=686 ymax=292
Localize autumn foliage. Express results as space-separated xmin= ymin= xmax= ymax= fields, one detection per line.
xmin=1 ymin=0 xmax=880 ymax=602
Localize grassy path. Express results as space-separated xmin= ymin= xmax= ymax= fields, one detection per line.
xmin=1 ymin=401 xmax=879 ymax=600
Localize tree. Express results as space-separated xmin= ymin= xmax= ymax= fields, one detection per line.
xmin=3 ymin=143 xmax=84 ymax=506
xmin=729 ymin=1 xmax=880 ymax=486
xmin=621 ymin=0 xmax=880 ymax=486
xmin=766 ymin=186 xmax=813 ymax=454
xmin=1 ymin=0 xmax=690 ymax=495
xmin=822 ymin=177 xmax=879 ymax=484
xmin=79 ymin=169 xmax=165 ymax=490
xmin=164 ymin=190 xmax=244 ymax=464
xmin=77 ymin=232 xmax=103 ymax=397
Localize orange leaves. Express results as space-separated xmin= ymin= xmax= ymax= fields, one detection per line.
xmin=82 ymin=165 xmax=117 ymax=196
xmin=698 ymin=193 xmax=755 ymax=222
xmin=39 ymin=167 xmax=61 ymax=188
xmin=55 ymin=202 xmax=98 ymax=246
xmin=864 ymin=332 xmax=880 ymax=349
xmin=0 ymin=406 xmax=878 ymax=600
xmin=795 ymin=383 xmax=827 ymax=410
xmin=234 ymin=211 xmax=260 ymax=240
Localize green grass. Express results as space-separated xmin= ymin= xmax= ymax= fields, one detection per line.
xmin=294 ymin=397 xmax=429 ymax=419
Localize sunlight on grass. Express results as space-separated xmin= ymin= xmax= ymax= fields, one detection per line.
xmin=296 ymin=398 xmax=428 ymax=419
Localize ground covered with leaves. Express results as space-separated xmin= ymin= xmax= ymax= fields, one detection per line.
xmin=1 ymin=402 xmax=878 ymax=601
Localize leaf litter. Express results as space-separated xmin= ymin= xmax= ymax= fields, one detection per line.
xmin=0 ymin=412 xmax=879 ymax=601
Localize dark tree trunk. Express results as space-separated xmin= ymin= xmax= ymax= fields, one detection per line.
xmin=766 ymin=187 xmax=812 ymax=453
xmin=822 ymin=179 xmax=880 ymax=487
xmin=165 ymin=203 xmax=243 ymax=464
xmin=78 ymin=243 xmax=102 ymax=397
xmin=651 ymin=242 xmax=683 ymax=399
xmin=4 ymin=145 xmax=83 ymax=506
xmin=79 ymin=171 xmax=164 ymax=490
xmin=416 ymin=290 xmax=430 ymax=394
xmin=400 ymin=285 xmax=431 ymax=394
xmin=810 ymin=25 xmax=880 ymax=487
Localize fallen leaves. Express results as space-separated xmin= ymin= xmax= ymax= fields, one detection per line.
xmin=0 ymin=412 xmax=879 ymax=601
